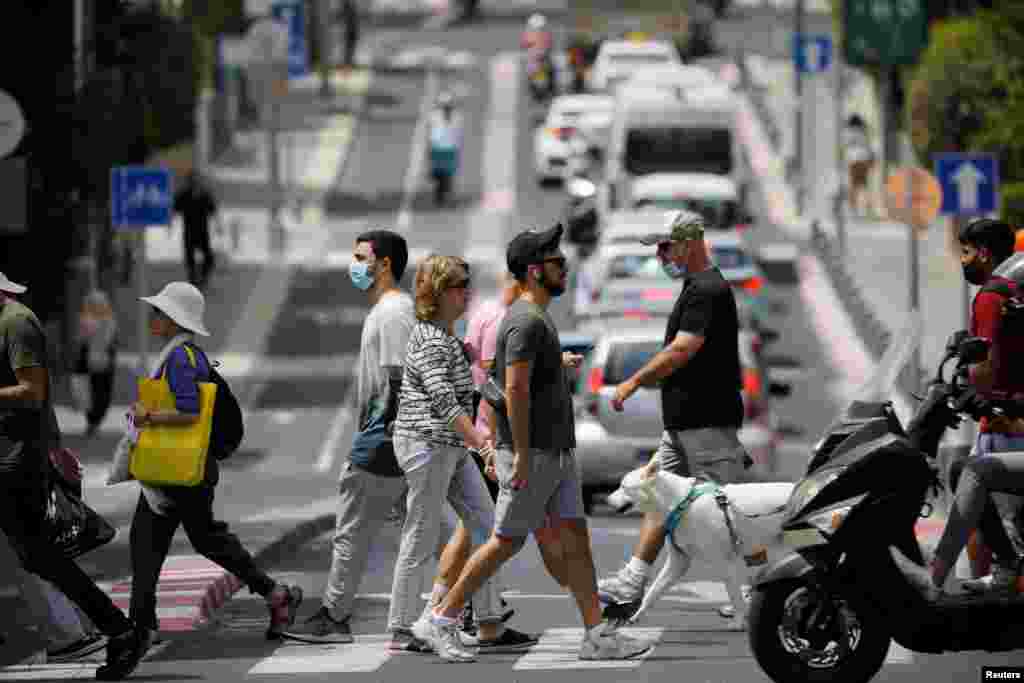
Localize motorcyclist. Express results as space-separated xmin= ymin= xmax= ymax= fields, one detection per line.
xmin=522 ymin=14 xmax=556 ymax=98
xmin=891 ymin=218 xmax=1024 ymax=598
xmin=428 ymin=92 xmax=463 ymax=206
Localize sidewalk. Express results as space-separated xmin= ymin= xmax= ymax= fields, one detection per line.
xmin=744 ymin=55 xmax=970 ymax=385
xmin=0 ymin=67 xmax=371 ymax=667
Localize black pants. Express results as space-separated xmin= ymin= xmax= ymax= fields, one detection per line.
xmin=129 ymin=487 xmax=275 ymax=630
xmin=0 ymin=453 xmax=132 ymax=637
xmin=184 ymin=227 xmax=214 ymax=287
xmin=87 ymin=370 xmax=115 ymax=430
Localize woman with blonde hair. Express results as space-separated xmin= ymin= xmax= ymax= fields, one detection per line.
xmin=388 ymin=255 xmax=536 ymax=659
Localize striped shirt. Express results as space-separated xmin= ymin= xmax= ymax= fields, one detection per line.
xmin=393 ymin=321 xmax=475 ymax=448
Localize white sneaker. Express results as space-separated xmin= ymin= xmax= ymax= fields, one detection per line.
xmin=597 ymin=567 xmax=646 ymax=604
xmin=413 ymin=614 xmax=476 ymax=662
xmin=579 ymin=622 xmax=652 ymax=661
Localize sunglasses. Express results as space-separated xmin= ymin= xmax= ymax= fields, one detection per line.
xmin=541 ymin=256 xmax=568 ymax=270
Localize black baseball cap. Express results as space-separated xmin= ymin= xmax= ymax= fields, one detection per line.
xmin=507 ymin=224 xmax=564 ymax=278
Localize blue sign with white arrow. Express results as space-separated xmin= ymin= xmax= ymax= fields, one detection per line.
xmin=935 ymin=153 xmax=1000 ymax=216
xmin=111 ymin=166 xmax=173 ymax=229
xmin=794 ymin=34 xmax=832 ymax=74
xmin=272 ymin=0 xmax=309 ymax=78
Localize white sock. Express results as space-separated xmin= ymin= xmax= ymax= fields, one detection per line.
xmin=626 ymin=556 xmax=652 ymax=581
xmin=429 ymin=583 xmax=449 ymax=608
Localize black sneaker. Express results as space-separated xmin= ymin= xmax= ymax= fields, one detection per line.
xmin=281 ymin=607 xmax=354 ymax=644
xmin=460 ymin=601 xmax=515 ymax=637
xmin=477 ymin=627 xmax=538 ymax=654
xmin=95 ymin=628 xmax=148 ymax=681
xmin=47 ymin=634 xmax=108 ymax=662
xmin=387 ymin=629 xmax=434 ymax=653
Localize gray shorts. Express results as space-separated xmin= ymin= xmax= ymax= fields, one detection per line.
xmin=493 ymin=448 xmax=584 ymax=538
xmin=656 ymin=427 xmax=749 ymax=484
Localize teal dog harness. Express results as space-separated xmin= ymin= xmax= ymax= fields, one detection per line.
xmin=663 ymin=482 xmax=743 ymax=555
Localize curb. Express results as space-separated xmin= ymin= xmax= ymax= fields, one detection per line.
xmin=194 ymin=512 xmax=337 ymax=627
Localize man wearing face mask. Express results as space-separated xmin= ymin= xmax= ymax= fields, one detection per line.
xmin=283 ymin=230 xmax=418 ymax=644
xmin=946 ymin=217 xmax=1024 ymax=594
xmin=597 ymin=210 xmax=749 ymax=607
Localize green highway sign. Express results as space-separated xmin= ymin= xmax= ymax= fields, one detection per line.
xmin=843 ymin=0 xmax=928 ymax=67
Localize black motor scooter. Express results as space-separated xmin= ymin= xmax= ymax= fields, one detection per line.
xmin=749 ymin=315 xmax=1024 ymax=683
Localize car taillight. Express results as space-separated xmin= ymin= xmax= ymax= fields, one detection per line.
xmin=735 ymin=223 xmax=752 ymax=232
xmin=642 ymin=288 xmax=675 ymax=302
xmin=587 ymin=367 xmax=604 ymax=395
xmin=743 ymin=367 xmax=763 ymax=419
xmin=548 ymin=126 xmax=576 ymax=140
xmin=740 ymin=276 xmax=764 ymax=294
xmin=623 ymin=309 xmax=651 ymax=319
xmin=591 ymin=288 xmax=602 ymax=303
xmin=751 ymin=334 xmax=763 ymax=355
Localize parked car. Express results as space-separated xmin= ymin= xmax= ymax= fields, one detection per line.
xmin=629 ymin=173 xmax=754 ymax=231
xmin=588 ymin=39 xmax=682 ymax=92
xmin=570 ymin=316 xmax=781 ymax=513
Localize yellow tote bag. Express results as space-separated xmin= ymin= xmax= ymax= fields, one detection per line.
xmin=129 ymin=346 xmax=217 ymax=487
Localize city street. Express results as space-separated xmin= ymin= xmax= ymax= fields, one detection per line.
xmin=1 ymin=1 xmax=1020 ymax=681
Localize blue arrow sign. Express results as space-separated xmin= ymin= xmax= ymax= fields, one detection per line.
xmin=111 ymin=166 xmax=173 ymax=229
xmin=272 ymin=0 xmax=309 ymax=78
xmin=794 ymin=34 xmax=833 ymax=74
xmin=935 ymin=153 xmax=999 ymax=216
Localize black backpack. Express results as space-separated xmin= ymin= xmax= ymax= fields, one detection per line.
xmin=183 ymin=344 xmax=244 ymax=460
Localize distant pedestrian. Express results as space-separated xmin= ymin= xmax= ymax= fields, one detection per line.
xmin=282 ymin=230 xmax=418 ymax=645
xmin=341 ymin=0 xmax=359 ymax=68
xmin=0 ymin=271 xmax=147 ymax=680
xmin=128 ymin=281 xmax=303 ymax=645
xmin=173 ymin=173 xmax=220 ymax=289
xmin=75 ymin=290 xmax=118 ymax=438
xmin=842 ymin=114 xmax=876 ymax=218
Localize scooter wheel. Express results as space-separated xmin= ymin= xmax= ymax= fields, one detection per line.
xmin=748 ymin=579 xmax=891 ymax=683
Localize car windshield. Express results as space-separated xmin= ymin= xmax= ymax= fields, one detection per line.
xmin=625 ymin=127 xmax=733 ymax=176
xmin=608 ymin=246 xmax=751 ymax=279
xmin=604 ymin=341 xmax=663 ymax=384
xmin=633 ymin=197 xmax=742 ymax=228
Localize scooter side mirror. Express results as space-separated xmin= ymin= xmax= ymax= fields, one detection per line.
xmin=946 ymin=330 xmax=968 ymax=353
xmin=958 ymin=337 xmax=990 ymax=365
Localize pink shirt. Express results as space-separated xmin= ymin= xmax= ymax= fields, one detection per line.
xmin=463 ymin=297 xmax=507 ymax=433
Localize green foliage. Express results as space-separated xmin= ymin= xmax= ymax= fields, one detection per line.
xmin=1002 ymin=182 xmax=1024 ymax=229
xmin=907 ymin=5 xmax=1024 ymax=183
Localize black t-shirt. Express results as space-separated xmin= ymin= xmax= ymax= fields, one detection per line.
xmin=661 ymin=267 xmax=743 ymax=430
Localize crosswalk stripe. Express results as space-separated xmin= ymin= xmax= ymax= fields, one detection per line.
xmin=0 ymin=643 xmax=171 ymax=680
xmin=514 ymin=628 xmax=663 ymax=670
xmin=247 ymin=635 xmax=393 ymax=675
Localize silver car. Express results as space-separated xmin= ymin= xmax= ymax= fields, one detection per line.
xmin=569 ymin=317 xmax=780 ymax=513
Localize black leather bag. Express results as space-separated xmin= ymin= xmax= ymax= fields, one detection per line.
xmin=43 ymin=466 xmax=116 ymax=560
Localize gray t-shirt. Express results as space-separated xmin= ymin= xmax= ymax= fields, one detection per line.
xmin=492 ymin=299 xmax=575 ymax=452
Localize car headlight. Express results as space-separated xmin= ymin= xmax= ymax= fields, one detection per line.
xmin=785 ymin=469 xmax=843 ymax=518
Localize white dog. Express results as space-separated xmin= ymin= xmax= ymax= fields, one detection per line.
xmin=606 ymin=466 xmax=794 ymax=631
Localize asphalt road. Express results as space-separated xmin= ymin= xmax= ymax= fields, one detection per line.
xmin=3 ymin=2 xmax=1018 ymax=681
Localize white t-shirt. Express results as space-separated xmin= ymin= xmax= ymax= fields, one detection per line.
xmin=356 ymin=291 xmax=416 ymax=429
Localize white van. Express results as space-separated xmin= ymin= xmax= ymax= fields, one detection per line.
xmin=603 ymin=84 xmax=746 ymax=212
xmin=588 ymin=39 xmax=682 ymax=92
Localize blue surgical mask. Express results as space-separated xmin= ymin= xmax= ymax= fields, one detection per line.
xmin=349 ymin=261 xmax=375 ymax=291
xmin=661 ymin=260 xmax=687 ymax=280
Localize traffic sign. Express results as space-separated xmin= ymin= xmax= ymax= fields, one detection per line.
xmin=935 ymin=153 xmax=1000 ymax=216
xmin=111 ymin=166 xmax=173 ymax=229
xmin=794 ymin=34 xmax=832 ymax=74
xmin=271 ymin=0 xmax=308 ymax=79
xmin=843 ymin=0 xmax=927 ymax=67
xmin=885 ymin=167 xmax=942 ymax=231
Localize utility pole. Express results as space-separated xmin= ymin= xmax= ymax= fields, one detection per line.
xmin=794 ymin=0 xmax=805 ymax=215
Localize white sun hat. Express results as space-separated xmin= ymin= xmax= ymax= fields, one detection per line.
xmin=140 ymin=282 xmax=210 ymax=336
xmin=0 ymin=272 xmax=27 ymax=294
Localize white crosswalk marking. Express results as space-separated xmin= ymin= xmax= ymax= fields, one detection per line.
xmin=514 ymin=628 xmax=663 ymax=670
xmin=248 ymin=636 xmax=392 ymax=675
xmin=0 ymin=643 xmax=171 ymax=681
